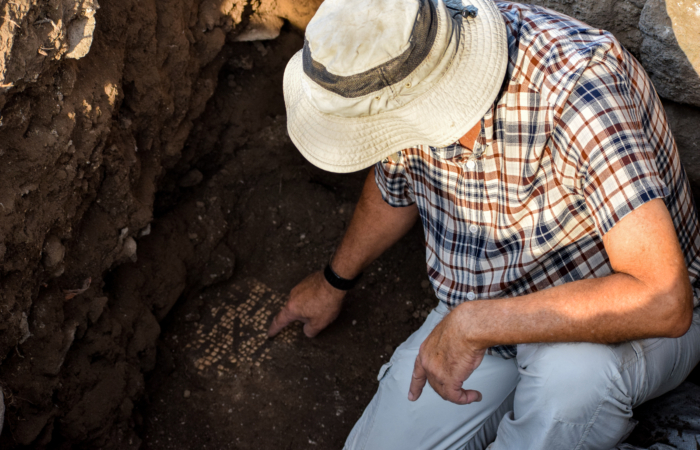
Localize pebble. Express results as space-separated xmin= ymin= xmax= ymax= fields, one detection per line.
xmin=183 ymin=390 xmax=191 ymax=398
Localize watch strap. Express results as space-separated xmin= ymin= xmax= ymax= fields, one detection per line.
xmin=324 ymin=263 xmax=362 ymax=291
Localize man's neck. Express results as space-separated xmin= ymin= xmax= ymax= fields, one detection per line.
xmin=458 ymin=121 xmax=481 ymax=151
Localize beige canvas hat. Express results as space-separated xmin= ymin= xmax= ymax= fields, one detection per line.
xmin=283 ymin=0 xmax=508 ymax=173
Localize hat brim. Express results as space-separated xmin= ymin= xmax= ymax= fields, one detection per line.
xmin=284 ymin=0 xmax=508 ymax=173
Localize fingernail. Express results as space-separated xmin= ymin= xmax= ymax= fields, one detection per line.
xmin=408 ymin=392 xmax=415 ymax=401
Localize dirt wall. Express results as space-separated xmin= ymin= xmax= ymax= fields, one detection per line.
xmin=0 ymin=0 xmax=320 ymax=447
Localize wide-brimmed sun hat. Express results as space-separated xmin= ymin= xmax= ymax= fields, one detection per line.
xmin=283 ymin=0 xmax=508 ymax=173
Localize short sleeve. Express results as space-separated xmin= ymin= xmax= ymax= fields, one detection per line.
xmin=554 ymin=60 xmax=669 ymax=236
xmin=374 ymin=151 xmax=416 ymax=207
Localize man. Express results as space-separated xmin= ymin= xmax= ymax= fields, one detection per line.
xmin=267 ymin=0 xmax=700 ymax=447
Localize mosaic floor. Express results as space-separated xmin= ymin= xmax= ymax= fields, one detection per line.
xmin=184 ymin=278 xmax=298 ymax=377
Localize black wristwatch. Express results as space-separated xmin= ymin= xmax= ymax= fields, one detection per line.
xmin=324 ymin=263 xmax=363 ymax=291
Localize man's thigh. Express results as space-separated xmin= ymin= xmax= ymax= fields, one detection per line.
xmin=491 ymin=310 xmax=700 ymax=450
xmin=344 ymin=304 xmax=520 ymax=450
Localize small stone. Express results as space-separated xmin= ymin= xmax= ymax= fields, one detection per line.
xmin=384 ymin=344 xmax=393 ymax=354
xmin=420 ymin=280 xmax=430 ymax=289
xmin=43 ymin=236 xmax=65 ymax=268
xmin=183 ymin=390 xmax=191 ymax=398
xmin=19 ymin=313 xmax=31 ymax=344
xmin=122 ymin=237 xmax=137 ymax=262
xmin=140 ymin=224 xmax=151 ymax=237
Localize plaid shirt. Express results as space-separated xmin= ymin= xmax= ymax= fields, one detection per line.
xmin=375 ymin=1 xmax=700 ymax=358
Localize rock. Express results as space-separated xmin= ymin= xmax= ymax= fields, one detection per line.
xmin=65 ymin=1 xmax=99 ymax=60
xmin=43 ymin=236 xmax=65 ymax=269
xmin=19 ymin=312 xmax=31 ymax=344
xmin=234 ymin=14 xmax=285 ymax=41
xmin=519 ymin=0 xmax=644 ymax=56
xmin=122 ymin=237 xmax=138 ymax=263
xmin=179 ymin=169 xmax=204 ymax=188
xmin=639 ymin=0 xmax=700 ymax=107
xmin=231 ymin=0 xmax=324 ymax=41
xmin=140 ymin=224 xmax=151 ymax=237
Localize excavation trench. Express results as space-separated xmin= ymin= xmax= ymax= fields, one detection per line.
xmin=0 ymin=1 xmax=699 ymax=448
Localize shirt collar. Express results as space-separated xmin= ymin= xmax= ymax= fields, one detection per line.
xmin=429 ymin=104 xmax=495 ymax=160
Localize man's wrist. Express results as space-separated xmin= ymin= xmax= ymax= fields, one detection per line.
xmin=324 ymin=263 xmax=363 ymax=291
xmin=452 ymin=301 xmax=492 ymax=350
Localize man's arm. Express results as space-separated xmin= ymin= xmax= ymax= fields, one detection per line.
xmin=267 ymin=167 xmax=419 ymax=338
xmin=409 ymin=198 xmax=694 ymax=404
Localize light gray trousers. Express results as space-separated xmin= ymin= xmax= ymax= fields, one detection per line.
xmin=345 ymin=303 xmax=700 ymax=450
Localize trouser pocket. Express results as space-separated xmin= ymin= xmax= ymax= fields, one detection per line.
xmin=377 ymin=361 xmax=393 ymax=381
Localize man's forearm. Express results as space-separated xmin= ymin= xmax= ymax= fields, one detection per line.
xmin=330 ymin=167 xmax=418 ymax=279
xmin=457 ymin=270 xmax=694 ymax=350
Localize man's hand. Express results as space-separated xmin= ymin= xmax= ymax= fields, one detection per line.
xmin=267 ymin=271 xmax=346 ymax=338
xmin=268 ymin=169 xmax=419 ymax=340
xmin=408 ymin=307 xmax=486 ymax=404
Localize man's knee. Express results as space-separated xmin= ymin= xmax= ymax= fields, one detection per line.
xmin=516 ymin=342 xmax=634 ymax=423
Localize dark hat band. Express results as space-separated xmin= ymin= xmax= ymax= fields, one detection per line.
xmin=302 ymin=0 xmax=439 ymax=99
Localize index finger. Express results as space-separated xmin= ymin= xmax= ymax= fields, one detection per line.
xmin=408 ymin=355 xmax=427 ymax=401
xmin=267 ymin=306 xmax=298 ymax=338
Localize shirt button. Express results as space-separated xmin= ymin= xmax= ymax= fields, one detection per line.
xmin=469 ymin=224 xmax=479 ymax=234
xmin=466 ymin=160 xmax=476 ymax=170
xmin=467 ymin=292 xmax=476 ymax=300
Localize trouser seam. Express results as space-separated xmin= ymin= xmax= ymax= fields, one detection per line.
xmin=573 ymin=359 xmax=635 ymax=450
xmin=571 ymin=382 xmax=611 ymax=450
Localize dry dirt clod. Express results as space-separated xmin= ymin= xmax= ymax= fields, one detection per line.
xmin=43 ymin=236 xmax=65 ymax=268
